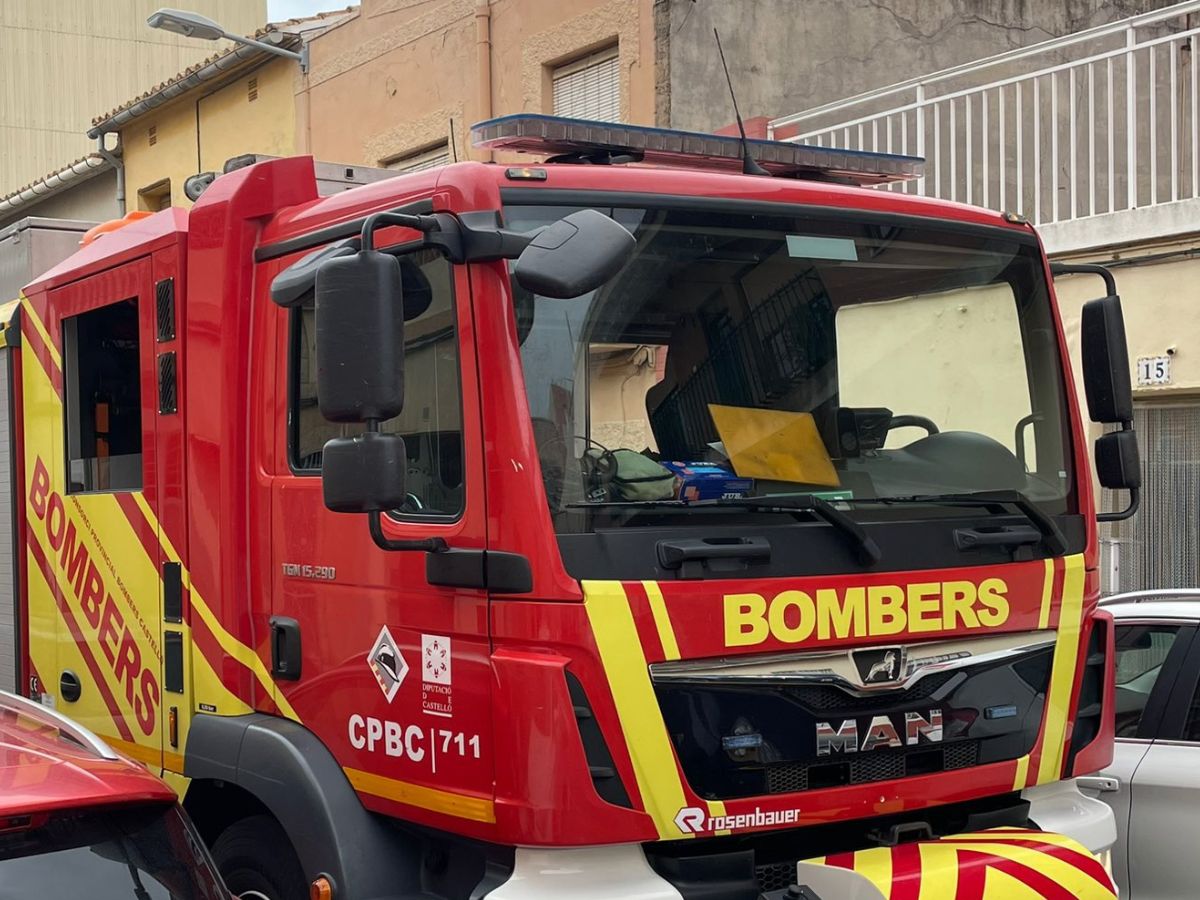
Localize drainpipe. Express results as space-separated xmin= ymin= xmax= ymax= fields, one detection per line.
xmin=95 ymin=134 xmax=126 ymax=215
xmin=476 ymin=0 xmax=493 ymax=161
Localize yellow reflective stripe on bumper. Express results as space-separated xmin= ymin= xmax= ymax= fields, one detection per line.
xmin=343 ymin=766 xmax=495 ymax=823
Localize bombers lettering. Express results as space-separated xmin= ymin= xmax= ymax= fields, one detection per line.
xmin=29 ymin=458 xmax=160 ymax=735
xmin=724 ymin=579 xmax=1010 ymax=647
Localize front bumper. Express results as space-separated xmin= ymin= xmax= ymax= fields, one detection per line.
xmin=484 ymin=783 xmax=1117 ymax=900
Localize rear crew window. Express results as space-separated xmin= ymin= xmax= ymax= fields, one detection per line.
xmin=288 ymin=248 xmax=465 ymax=517
xmin=63 ymin=299 xmax=143 ymax=493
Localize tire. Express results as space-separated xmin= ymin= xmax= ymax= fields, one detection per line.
xmin=211 ymin=814 xmax=307 ymax=900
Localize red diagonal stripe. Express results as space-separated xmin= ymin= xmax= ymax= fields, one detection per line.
xmin=26 ymin=527 xmax=135 ymax=743
xmin=20 ymin=308 xmax=62 ymax=398
xmin=953 ymin=847 xmax=1097 ymax=900
xmin=941 ymin=837 xmax=1113 ymax=889
xmin=889 ymin=843 xmax=923 ymax=900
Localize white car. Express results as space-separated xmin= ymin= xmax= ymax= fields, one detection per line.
xmin=1087 ymin=590 xmax=1200 ymax=899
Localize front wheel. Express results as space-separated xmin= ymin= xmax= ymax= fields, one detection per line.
xmin=211 ymin=814 xmax=307 ymax=900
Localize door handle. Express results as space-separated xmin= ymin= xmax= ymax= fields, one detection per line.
xmin=1077 ymin=775 xmax=1120 ymax=793
xmin=270 ymin=616 xmax=302 ymax=681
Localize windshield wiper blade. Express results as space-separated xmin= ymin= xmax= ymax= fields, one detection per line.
xmin=703 ymin=495 xmax=882 ymax=566
xmin=873 ymin=490 xmax=1068 ymax=555
xmin=567 ymin=496 xmax=882 ymax=566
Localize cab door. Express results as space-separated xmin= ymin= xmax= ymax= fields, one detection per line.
xmin=267 ymin=246 xmax=494 ymax=824
xmin=21 ymin=260 xmax=166 ymax=769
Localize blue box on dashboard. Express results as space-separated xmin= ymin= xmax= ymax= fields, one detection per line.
xmin=661 ymin=461 xmax=752 ymax=501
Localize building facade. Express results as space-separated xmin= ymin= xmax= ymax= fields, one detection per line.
xmin=303 ymin=0 xmax=659 ymax=169
xmin=0 ymin=0 xmax=265 ymax=195
xmin=768 ymin=1 xmax=1200 ymax=593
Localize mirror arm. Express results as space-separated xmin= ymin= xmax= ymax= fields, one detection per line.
xmin=1096 ymin=422 xmax=1141 ymax=523
xmin=368 ymin=510 xmax=449 ymax=553
xmin=1049 ymin=261 xmax=1117 ymax=296
xmin=361 ymin=211 xmax=441 ymax=250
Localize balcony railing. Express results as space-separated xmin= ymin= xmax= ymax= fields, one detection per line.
xmin=768 ymin=2 xmax=1200 ymax=252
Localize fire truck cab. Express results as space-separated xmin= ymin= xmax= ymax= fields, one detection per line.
xmin=14 ymin=116 xmax=1136 ymax=899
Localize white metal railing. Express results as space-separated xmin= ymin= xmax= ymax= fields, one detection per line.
xmin=769 ymin=2 xmax=1200 ymax=230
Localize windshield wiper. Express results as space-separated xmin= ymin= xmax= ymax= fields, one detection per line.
xmin=567 ymin=496 xmax=882 ymax=566
xmin=869 ymin=490 xmax=1068 ymax=555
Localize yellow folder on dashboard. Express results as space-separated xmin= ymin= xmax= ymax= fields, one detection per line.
xmin=708 ymin=404 xmax=840 ymax=487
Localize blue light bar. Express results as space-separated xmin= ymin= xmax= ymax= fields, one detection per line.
xmin=470 ymin=114 xmax=923 ymax=185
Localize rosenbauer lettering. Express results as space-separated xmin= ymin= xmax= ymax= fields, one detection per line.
xmin=27 ymin=457 xmax=160 ymax=735
xmin=724 ymin=579 xmax=1010 ymax=647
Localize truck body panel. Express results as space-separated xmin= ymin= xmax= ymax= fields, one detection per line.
xmin=13 ymin=139 xmax=1121 ymax=897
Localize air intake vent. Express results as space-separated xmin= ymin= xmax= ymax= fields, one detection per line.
xmin=158 ymin=351 xmax=177 ymax=414
xmin=565 ymin=671 xmax=631 ymax=808
xmin=156 ymin=277 xmax=175 ymax=341
xmin=765 ymin=741 xmax=979 ymax=794
xmin=1066 ymin=618 xmax=1108 ymax=772
xmin=248 ymin=77 xmax=258 ymax=102
xmin=148 ymin=125 xmax=157 ymax=147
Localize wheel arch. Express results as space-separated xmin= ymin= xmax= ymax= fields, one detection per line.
xmin=184 ymin=712 xmax=423 ymax=898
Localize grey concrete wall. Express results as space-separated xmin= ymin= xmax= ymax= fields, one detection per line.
xmin=0 ymin=171 xmax=119 ymax=235
xmin=665 ymin=0 xmax=1177 ymax=132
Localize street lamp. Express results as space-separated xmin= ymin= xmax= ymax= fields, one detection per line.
xmin=146 ymin=8 xmax=308 ymax=72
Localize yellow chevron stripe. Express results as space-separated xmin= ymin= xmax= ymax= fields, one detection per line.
xmin=127 ymin=456 xmax=298 ymax=723
xmin=1037 ymin=557 xmax=1054 ymax=630
xmin=584 ymin=581 xmax=690 ymax=839
xmin=20 ymin=294 xmax=60 ymax=366
xmin=1012 ymin=754 xmax=1029 ymax=791
xmin=642 ymin=580 xmax=680 ymax=661
xmin=916 ymin=842 xmax=960 ymax=900
xmin=1036 ymin=555 xmax=1086 ymax=784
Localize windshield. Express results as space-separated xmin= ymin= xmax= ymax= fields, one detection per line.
xmin=0 ymin=803 xmax=226 ymax=899
xmin=504 ymin=203 xmax=1073 ymax=534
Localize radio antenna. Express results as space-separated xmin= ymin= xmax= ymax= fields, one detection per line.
xmin=714 ymin=28 xmax=769 ymax=177
xmin=449 ymin=119 xmax=458 ymax=163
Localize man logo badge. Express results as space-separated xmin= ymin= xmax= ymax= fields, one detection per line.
xmin=853 ymin=646 xmax=906 ymax=687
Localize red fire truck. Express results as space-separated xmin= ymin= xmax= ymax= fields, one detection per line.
xmin=13 ymin=115 xmax=1138 ymax=899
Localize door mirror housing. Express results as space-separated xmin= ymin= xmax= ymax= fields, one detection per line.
xmin=322 ymin=431 xmax=407 ymax=513
xmin=314 ymin=249 xmax=405 ymax=422
xmin=513 ymin=208 xmax=635 ymax=298
xmin=1095 ymin=430 xmax=1141 ymax=492
xmin=1051 ymin=262 xmax=1141 ymax=522
xmin=1080 ymin=294 xmax=1133 ymax=424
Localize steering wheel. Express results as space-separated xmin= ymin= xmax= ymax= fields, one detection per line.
xmin=535 ymin=434 xmax=618 ymax=505
xmin=887 ymin=414 xmax=940 ymax=436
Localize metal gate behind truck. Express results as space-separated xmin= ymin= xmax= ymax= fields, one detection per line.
xmin=0 ymin=217 xmax=94 ymax=692
xmin=1101 ymin=403 xmax=1200 ymax=594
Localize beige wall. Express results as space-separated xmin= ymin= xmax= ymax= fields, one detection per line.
xmin=0 ymin=171 xmax=119 ymax=232
xmin=0 ymin=0 xmax=265 ymax=193
xmin=304 ymin=0 xmax=658 ymax=168
xmin=120 ymin=57 xmax=298 ymax=210
xmin=837 ymin=285 xmax=1034 ymax=453
xmin=1054 ymin=251 xmax=1200 ymax=403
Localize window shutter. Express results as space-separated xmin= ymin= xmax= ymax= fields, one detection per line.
xmin=552 ymin=49 xmax=620 ymax=122
xmin=385 ymin=144 xmax=451 ymax=173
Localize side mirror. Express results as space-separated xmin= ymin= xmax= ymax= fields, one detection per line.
xmin=1051 ymin=262 xmax=1140 ymax=522
xmin=1080 ymin=294 xmax=1133 ymax=425
xmin=322 ymin=432 xmax=407 ymax=513
xmin=513 ymin=208 xmax=635 ymax=298
xmin=314 ymin=249 xmax=405 ymax=422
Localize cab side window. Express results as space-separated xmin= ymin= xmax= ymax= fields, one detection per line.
xmin=1114 ymin=623 xmax=1183 ymax=738
xmin=63 ymin=299 xmax=143 ymax=493
xmin=289 ymin=248 xmax=464 ymax=517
